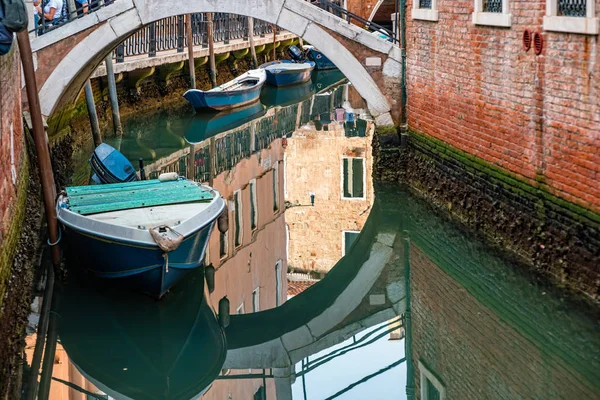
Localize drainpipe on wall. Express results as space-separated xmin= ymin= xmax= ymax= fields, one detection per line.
xmin=403 ymin=235 xmax=415 ymax=400
xmin=399 ymin=0 xmax=408 ymax=142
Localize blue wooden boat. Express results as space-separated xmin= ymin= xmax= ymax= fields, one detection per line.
xmin=185 ymin=102 xmax=266 ymax=144
xmin=56 ymin=268 xmax=226 ymax=400
xmin=183 ymin=69 xmax=266 ymax=111
xmin=90 ymin=143 xmax=138 ymax=184
xmin=57 ymin=177 xmax=226 ymax=298
xmin=260 ymin=60 xmax=316 ymax=87
xmin=304 ymin=45 xmax=337 ymax=70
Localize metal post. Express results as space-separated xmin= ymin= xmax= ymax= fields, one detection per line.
xmin=16 ymin=31 xmax=61 ymax=266
xmin=149 ymin=22 xmax=157 ymax=57
xmin=399 ymin=0 xmax=408 ymax=136
xmin=115 ymin=43 xmax=125 ymax=63
xmin=224 ymin=13 xmax=230 ymax=44
xmin=207 ymin=13 xmax=217 ymax=88
xmin=105 ymin=55 xmax=123 ymax=136
xmin=66 ymin=0 xmax=76 ymax=20
xmin=84 ymin=80 xmax=102 ymax=147
xmin=177 ymin=15 xmax=185 ymax=53
xmin=403 ymin=235 xmax=415 ymax=400
xmin=248 ymin=17 xmax=258 ymax=68
xmin=186 ymin=14 xmax=196 ymax=89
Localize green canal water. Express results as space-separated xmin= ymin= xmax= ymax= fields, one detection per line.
xmin=30 ymin=72 xmax=599 ymax=400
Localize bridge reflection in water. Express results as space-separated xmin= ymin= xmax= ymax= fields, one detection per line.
xmin=26 ymin=74 xmax=600 ymax=399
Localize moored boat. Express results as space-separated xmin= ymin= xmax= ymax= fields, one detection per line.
xmin=260 ymin=60 xmax=316 ymax=87
xmin=183 ymin=69 xmax=266 ymax=111
xmin=57 ymin=177 xmax=226 ymax=298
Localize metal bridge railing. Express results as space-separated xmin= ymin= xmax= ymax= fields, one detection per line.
xmin=32 ymin=0 xmax=116 ymax=35
xmin=310 ymin=0 xmax=398 ymax=44
xmin=114 ymin=13 xmax=275 ymax=62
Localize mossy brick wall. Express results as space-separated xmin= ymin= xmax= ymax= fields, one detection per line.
xmin=406 ymin=0 xmax=600 ymax=213
xmin=410 ymin=243 xmax=599 ymax=399
xmin=0 ymin=42 xmax=26 ymax=305
xmin=398 ymin=130 xmax=600 ymax=300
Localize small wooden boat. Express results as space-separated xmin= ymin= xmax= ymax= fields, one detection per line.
xmin=90 ymin=143 xmax=138 ymax=184
xmin=57 ymin=177 xmax=226 ymax=298
xmin=304 ymin=45 xmax=337 ymax=70
xmin=260 ymin=60 xmax=316 ymax=87
xmin=183 ymin=69 xmax=266 ymax=111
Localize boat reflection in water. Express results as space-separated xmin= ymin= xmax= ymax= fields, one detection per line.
xmin=185 ymin=102 xmax=267 ymax=144
xmin=55 ymin=268 xmax=226 ymax=400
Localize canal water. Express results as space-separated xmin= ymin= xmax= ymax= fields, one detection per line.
xmin=26 ymin=71 xmax=599 ymax=400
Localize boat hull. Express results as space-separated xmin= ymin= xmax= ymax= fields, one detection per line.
xmin=264 ymin=62 xmax=315 ymax=87
xmin=183 ymin=70 xmax=266 ymax=111
xmin=61 ymin=220 xmax=215 ymax=298
xmin=306 ymin=49 xmax=337 ymax=70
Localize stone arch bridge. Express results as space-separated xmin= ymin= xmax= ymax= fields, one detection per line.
xmin=30 ymin=0 xmax=402 ymax=127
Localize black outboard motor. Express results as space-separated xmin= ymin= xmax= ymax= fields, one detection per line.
xmin=288 ymin=45 xmax=306 ymax=63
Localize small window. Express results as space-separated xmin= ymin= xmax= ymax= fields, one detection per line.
xmin=412 ymin=0 xmax=439 ymax=21
xmin=472 ymin=0 xmax=512 ymax=27
xmin=419 ymin=361 xmax=446 ymax=400
xmin=544 ymin=0 xmax=598 ymax=34
xmin=234 ymin=191 xmax=243 ymax=247
xmin=250 ymin=179 xmax=258 ymax=231
xmin=237 ymin=303 xmax=245 ymax=314
xmin=342 ymin=157 xmax=365 ymax=199
xmin=252 ymin=288 xmax=260 ymax=312
xmin=275 ymin=260 xmax=283 ymax=306
xmin=219 ymin=230 xmax=228 ymax=259
xmin=342 ymin=231 xmax=360 ymax=256
xmin=273 ymin=161 xmax=280 ymax=212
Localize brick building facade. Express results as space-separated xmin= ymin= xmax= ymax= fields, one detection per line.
xmin=0 ymin=42 xmax=26 ymax=305
xmin=405 ymin=0 xmax=599 ymax=212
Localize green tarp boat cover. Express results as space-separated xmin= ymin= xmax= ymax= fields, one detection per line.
xmin=65 ymin=179 xmax=213 ymax=215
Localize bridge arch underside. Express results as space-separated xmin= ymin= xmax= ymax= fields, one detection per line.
xmin=38 ymin=0 xmax=395 ymax=125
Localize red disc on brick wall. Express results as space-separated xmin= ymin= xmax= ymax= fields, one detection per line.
xmin=534 ymin=32 xmax=543 ymax=55
xmin=523 ymin=30 xmax=532 ymax=51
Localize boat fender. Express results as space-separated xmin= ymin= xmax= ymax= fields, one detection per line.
xmin=205 ymin=264 xmax=216 ymax=294
xmin=218 ymin=206 xmax=229 ymax=234
xmin=158 ymin=172 xmax=179 ymax=182
xmin=149 ymin=226 xmax=183 ymax=252
xmin=218 ymin=297 xmax=230 ymax=328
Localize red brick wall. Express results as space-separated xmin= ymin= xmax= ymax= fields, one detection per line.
xmin=0 ymin=43 xmax=24 ymax=243
xmin=410 ymin=244 xmax=598 ymax=399
xmin=406 ymin=0 xmax=600 ymax=212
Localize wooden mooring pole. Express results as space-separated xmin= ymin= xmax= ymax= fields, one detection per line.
xmin=105 ymin=55 xmax=123 ymax=136
xmin=272 ymin=25 xmax=277 ymax=60
xmin=207 ymin=13 xmax=217 ymax=88
xmin=186 ymin=14 xmax=196 ymax=89
xmin=16 ymin=31 xmax=60 ymax=266
xmin=248 ymin=17 xmax=258 ymax=68
xmin=84 ymin=80 xmax=102 ymax=147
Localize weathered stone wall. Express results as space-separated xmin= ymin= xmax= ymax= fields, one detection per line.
xmin=406 ymin=0 xmax=600 ymax=213
xmin=374 ymin=129 xmax=600 ymax=300
xmin=410 ymin=243 xmax=599 ymax=399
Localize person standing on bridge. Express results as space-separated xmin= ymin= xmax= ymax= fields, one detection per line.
xmin=35 ymin=0 xmax=64 ymax=24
